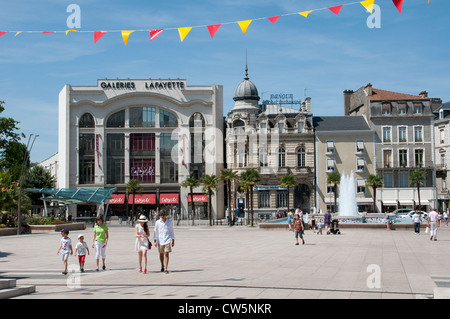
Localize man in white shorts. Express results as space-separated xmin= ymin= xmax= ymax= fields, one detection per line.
xmin=428 ymin=208 xmax=440 ymax=241
xmin=154 ymin=210 xmax=175 ymax=274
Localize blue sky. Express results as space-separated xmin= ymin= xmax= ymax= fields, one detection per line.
xmin=0 ymin=0 xmax=448 ymax=163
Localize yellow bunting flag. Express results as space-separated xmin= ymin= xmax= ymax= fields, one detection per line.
xmin=178 ymin=27 xmax=192 ymax=42
xmin=65 ymin=29 xmax=79 ymax=35
xmin=360 ymin=0 xmax=375 ymax=13
xmin=298 ymin=10 xmax=313 ymax=18
xmin=237 ymin=20 xmax=252 ymax=35
xmin=121 ymin=30 xmax=134 ymax=45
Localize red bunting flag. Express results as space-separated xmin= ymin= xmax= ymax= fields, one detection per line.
xmin=329 ymin=5 xmax=343 ymax=15
xmin=268 ymin=15 xmax=281 ymax=23
xmin=149 ymin=29 xmax=163 ymax=41
xmin=207 ymin=24 xmax=221 ymax=38
xmin=40 ymin=31 xmax=56 ymax=34
xmin=392 ymin=0 xmax=403 ymax=13
xmin=94 ymin=31 xmax=107 ymax=43
xmin=0 ymin=31 xmax=7 ymax=37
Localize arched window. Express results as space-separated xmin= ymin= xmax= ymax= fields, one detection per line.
xmin=233 ymin=120 xmax=245 ymax=135
xmin=160 ymin=109 xmax=178 ymax=127
xmin=278 ymin=148 xmax=285 ymax=168
xmin=106 ymin=110 xmax=125 ymax=128
xmin=189 ymin=112 xmax=205 ymax=128
xmin=129 ymin=107 xmax=155 ymax=128
xmin=189 ymin=113 xmax=205 ymax=179
xmin=79 ymin=113 xmax=95 ymax=128
xmin=297 ymin=148 xmax=306 ymax=167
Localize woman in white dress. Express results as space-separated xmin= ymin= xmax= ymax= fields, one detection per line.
xmin=135 ymin=215 xmax=151 ymax=273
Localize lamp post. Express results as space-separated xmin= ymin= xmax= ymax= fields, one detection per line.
xmin=17 ymin=134 xmax=38 ymax=235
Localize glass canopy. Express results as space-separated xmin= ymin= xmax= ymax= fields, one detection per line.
xmin=25 ymin=188 xmax=117 ymax=205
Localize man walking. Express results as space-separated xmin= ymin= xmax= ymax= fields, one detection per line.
xmin=428 ymin=208 xmax=440 ymax=241
xmin=154 ymin=210 xmax=175 ymax=273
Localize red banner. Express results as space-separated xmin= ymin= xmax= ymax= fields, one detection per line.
xmin=188 ymin=194 xmax=208 ymax=203
xmin=159 ymin=193 xmax=179 ymax=204
xmin=128 ymin=194 xmax=156 ymax=204
xmin=106 ymin=194 xmax=125 ymax=205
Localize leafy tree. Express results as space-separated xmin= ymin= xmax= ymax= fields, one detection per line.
xmin=201 ymin=174 xmax=218 ymax=226
xmin=1 ymin=141 xmax=30 ymax=181
xmin=409 ymin=169 xmax=427 ymax=212
xmin=181 ymin=176 xmax=200 ymax=226
xmin=23 ymin=165 xmax=56 ymax=205
xmin=279 ymin=174 xmax=297 ymax=214
xmin=219 ymin=169 xmax=239 ymax=226
xmin=327 ymin=171 xmax=341 ymax=213
xmin=0 ymin=101 xmax=23 ymax=151
xmin=240 ymin=168 xmax=261 ymax=227
xmin=366 ymin=174 xmax=384 ymax=213
xmin=126 ymin=179 xmax=142 ymax=226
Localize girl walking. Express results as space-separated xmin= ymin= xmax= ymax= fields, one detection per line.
xmin=135 ymin=215 xmax=151 ymax=273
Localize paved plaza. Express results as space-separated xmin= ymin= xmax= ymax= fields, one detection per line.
xmin=2 ymin=222 xmax=450 ymax=300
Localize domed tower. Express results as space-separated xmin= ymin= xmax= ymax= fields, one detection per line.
xmin=232 ymin=64 xmax=260 ymax=111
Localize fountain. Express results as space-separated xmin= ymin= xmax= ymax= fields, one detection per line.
xmin=338 ymin=171 xmax=358 ymax=217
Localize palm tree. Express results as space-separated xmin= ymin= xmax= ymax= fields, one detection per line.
xmin=409 ymin=169 xmax=427 ymax=212
xmin=366 ymin=174 xmax=384 ymax=213
xmin=219 ymin=169 xmax=239 ymax=226
xmin=181 ymin=176 xmax=200 ymax=225
xmin=279 ymin=174 xmax=297 ymax=213
xmin=241 ymin=168 xmax=261 ymax=227
xmin=126 ymin=179 xmax=142 ymax=226
xmin=201 ymin=174 xmax=218 ymax=226
xmin=327 ymin=171 xmax=341 ymax=213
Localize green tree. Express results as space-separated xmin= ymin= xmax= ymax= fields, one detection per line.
xmin=327 ymin=171 xmax=341 ymax=213
xmin=126 ymin=179 xmax=142 ymax=226
xmin=181 ymin=176 xmax=200 ymax=226
xmin=279 ymin=174 xmax=297 ymax=214
xmin=201 ymin=174 xmax=218 ymax=226
xmin=0 ymin=101 xmax=23 ymax=151
xmin=409 ymin=169 xmax=427 ymax=212
xmin=366 ymin=174 xmax=384 ymax=213
xmin=241 ymin=168 xmax=261 ymax=227
xmin=23 ymin=165 xmax=56 ymax=206
xmin=219 ymin=169 xmax=239 ymax=226
xmin=1 ymin=141 xmax=30 ymax=181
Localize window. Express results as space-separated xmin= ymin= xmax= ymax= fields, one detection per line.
xmin=297 ymin=148 xmax=306 ymax=167
xmin=278 ymin=123 xmax=284 ymax=134
xmin=278 ymin=148 xmax=286 ymax=168
xmin=276 ymin=191 xmax=288 ymax=208
xmin=160 ymin=133 xmax=178 ymax=183
xmin=326 ymin=141 xmax=335 ymax=154
xmin=106 ymin=110 xmax=125 ymax=128
xmin=399 ymin=173 xmax=409 ymax=188
xmin=258 ymin=191 xmax=270 ymax=208
xmin=130 ymin=133 xmax=156 ymax=183
xmin=383 ymin=150 xmax=392 ymax=168
xmin=398 ymin=103 xmax=407 ymax=114
xmin=399 ymin=149 xmax=408 ymax=167
xmin=259 ymin=148 xmax=268 ymax=167
xmin=382 ymin=103 xmax=391 ymax=115
xmin=441 ymin=153 xmax=446 ymax=169
xmin=414 ymin=126 xmax=423 ymax=142
xmin=384 ymin=173 xmax=393 ymax=188
xmin=415 ymin=149 xmax=424 ymax=167
xmin=326 ymin=183 xmax=335 ymax=194
xmin=440 ymin=129 xmax=445 ymax=144
xmin=79 ymin=134 xmax=95 ymax=184
xmin=106 ymin=134 xmax=125 ymax=184
xmin=356 ymin=140 xmax=364 ymax=154
xmin=382 ymin=127 xmax=391 ymax=143
xmin=356 ymin=158 xmax=365 ymax=172
xmin=297 ymin=122 xmax=304 ymax=133
xmin=260 ymin=122 xmax=267 ymax=134
xmin=414 ymin=103 xmax=422 ymax=114
xmin=357 ymin=179 xmax=366 ymax=193
xmin=398 ymin=127 xmax=407 ymax=143
xmin=79 ymin=113 xmax=95 ymax=128
xmin=130 ymin=107 xmax=155 ymax=128
xmin=239 ymin=149 xmax=247 ymax=168
xmin=159 ymin=109 xmax=178 ymax=127
xmin=326 ymin=158 xmax=335 ymax=172
xmin=233 ymin=120 xmax=245 ymax=135
xmin=190 ymin=113 xmax=205 ymax=179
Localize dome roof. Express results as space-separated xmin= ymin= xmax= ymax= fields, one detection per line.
xmin=233 ymin=67 xmax=260 ymax=102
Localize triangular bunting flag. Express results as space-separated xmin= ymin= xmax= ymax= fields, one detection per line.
xmin=149 ymin=29 xmax=163 ymax=41
xmin=360 ymin=0 xmax=375 ymax=13
xmin=65 ymin=29 xmax=79 ymax=35
xmin=237 ymin=20 xmax=252 ymax=35
xmin=329 ymin=5 xmax=343 ymax=15
xmin=0 ymin=31 xmax=7 ymax=37
xmin=40 ymin=31 xmax=56 ymax=34
xmin=121 ymin=30 xmax=134 ymax=45
xmin=298 ymin=11 xmax=313 ymax=18
xmin=14 ymin=31 xmax=31 ymax=36
xmin=207 ymin=24 xmax=221 ymax=39
xmin=268 ymin=15 xmax=281 ymax=23
xmin=178 ymin=27 xmax=192 ymax=42
xmin=94 ymin=31 xmax=107 ymax=43
xmin=392 ymin=0 xmax=403 ymax=13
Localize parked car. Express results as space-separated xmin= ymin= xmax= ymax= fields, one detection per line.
xmin=392 ymin=209 xmax=414 ymax=217
xmin=406 ymin=211 xmax=428 ymax=219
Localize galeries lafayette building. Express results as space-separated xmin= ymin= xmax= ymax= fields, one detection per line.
xmin=58 ymin=78 xmax=225 ymax=219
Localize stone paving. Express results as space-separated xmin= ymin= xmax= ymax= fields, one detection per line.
xmin=1 ymin=222 xmax=450 ymax=300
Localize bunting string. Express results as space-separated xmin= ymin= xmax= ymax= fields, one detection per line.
xmin=0 ymin=1 xmax=432 ymax=44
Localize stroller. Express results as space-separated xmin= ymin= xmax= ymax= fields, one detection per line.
xmin=329 ymin=219 xmax=341 ymax=234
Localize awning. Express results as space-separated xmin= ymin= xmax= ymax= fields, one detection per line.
xmin=188 ymin=194 xmax=208 ymax=203
xmin=26 ymin=187 xmax=117 ymax=205
xmin=160 ymin=193 xmax=179 ymax=204
xmin=381 ymin=200 xmax=398 ymax=206
xmin=128 ymin=194 xmax=156 ymax=205
xmin=106 ymin=194 xmax=125 ymax=205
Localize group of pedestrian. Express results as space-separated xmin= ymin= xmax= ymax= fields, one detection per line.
xmin=412 ymin=208 xmax=447 ymax=241
xmin=287 ymin=207 xmax=335 ymax=245
xmin=57 ymin=210 xmax=176 ymax=275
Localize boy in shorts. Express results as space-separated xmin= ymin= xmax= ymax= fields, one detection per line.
xmin=57 ymin=229 xmax=73 ymax=275
xmin=75 ymin=234 xmax=90 ymax=272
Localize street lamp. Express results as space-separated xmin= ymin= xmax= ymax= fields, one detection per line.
xmin=17 ymin=134 xmax=38 ymax=235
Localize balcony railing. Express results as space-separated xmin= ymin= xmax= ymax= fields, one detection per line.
xmin=376 ymin=161 xmax=434 ymax=169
